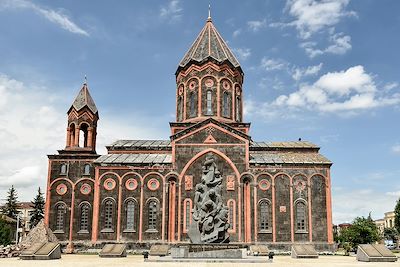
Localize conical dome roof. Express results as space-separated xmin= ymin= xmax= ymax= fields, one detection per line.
xmin=71 ymin=82 xmax=98 ymax=114
xmin=177 ymin=17 xmax=241 ymax=73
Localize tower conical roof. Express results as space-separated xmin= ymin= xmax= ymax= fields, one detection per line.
xmin=71 ymin=82 xmax=98 ymax=114
xmin=178 ymin=17 xmax=241 ymax=72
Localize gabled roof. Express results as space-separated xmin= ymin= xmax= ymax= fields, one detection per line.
xmin=70 ymin=82 xmax=98 ymax=114
xmin=177 ymin=17 xmax=241 ymax=73
xmin=171 ymin=117 xmax=251 ymax=141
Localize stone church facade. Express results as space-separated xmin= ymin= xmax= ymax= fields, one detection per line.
xmin=44 ymin=15 xmax=333 ymax=250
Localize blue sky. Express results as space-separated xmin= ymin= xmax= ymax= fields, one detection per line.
xmin=0 ymin=0 xmax=399 ymax=224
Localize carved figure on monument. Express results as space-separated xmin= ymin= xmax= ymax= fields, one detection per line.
xmin=188 ymin=153 xmax=230 ymax=243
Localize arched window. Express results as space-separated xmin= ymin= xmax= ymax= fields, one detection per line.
xmin=236 ymin=96 xmax=241 ymax=121
xmin=60 ymin=164 xmax=67 ymax=175
xmin=223 ymin=91 xmax=230 ymax=118
xmin=177 ymin=96 xmax=183 ymax=121
xmin=189 ymin=92 xmax=196 ymax=117
xmin=83 ymin=164 xmax=90 ymax=175
xmin=148 ymin=200 xmax=158 ymax=230
xmin=55 ymin=203 xmax=66 ymax=232
xmin=104 ymin=199 xmax=114 ymax=230
xmin=259 ymin=199 xmax=271 ymax=231
xmin=206 ymin=90 xmax=213 ymax=115
xmin=295 ymin=201 xmax=307 ymax=231
xmin=80 ymin=203 xmax=90 ymax=232
xmin=79 ymin=123 xmax=89 ymax=148
xmin=126 ymin=200 xmax=135 ymax=231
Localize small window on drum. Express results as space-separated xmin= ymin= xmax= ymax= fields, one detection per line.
xmin=83 ymin=164 xmax=90 ymax=175
xmin=60 ymin=164 xmax=67 ymax=175
xmin=206 ymin=90 xmax=213 ymax=115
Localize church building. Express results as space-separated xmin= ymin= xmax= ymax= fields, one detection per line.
xmin=44 ymin=14 xmax=333 ymax=250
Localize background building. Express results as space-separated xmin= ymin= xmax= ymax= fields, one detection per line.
xmin=44 ymin=15 xmax=333 ymax=250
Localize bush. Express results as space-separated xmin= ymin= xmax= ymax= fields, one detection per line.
xmin=0 ymin=218 xmax=13 ymax=245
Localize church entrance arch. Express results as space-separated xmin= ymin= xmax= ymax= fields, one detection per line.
xmin=178 ymin=148 xmax=240 ymax=242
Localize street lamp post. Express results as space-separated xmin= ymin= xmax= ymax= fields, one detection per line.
xmin=15 ymin=214 xmax=19 ymax=245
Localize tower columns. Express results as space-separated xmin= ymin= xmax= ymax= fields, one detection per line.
xmin=87 ymin=127 xmax=93 ymax=147
xmin=74 ymin=126 xmax=80 ymax=147
xmin=66 ymin=127 xmax=71 ymax=147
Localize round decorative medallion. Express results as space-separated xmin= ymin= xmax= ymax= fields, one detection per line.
xmin=259 ymin=179 xmax=271 ymax=191
xmin=147 ymin=178 xmax=160 ymax=191
xmin=223 ymin=80 xmax=231 ymax=90
xmin=205 ymin=78 xmax=214 ymax=87
xmin=235 ymin=86 xmax=241 ymax=95
xmin=125 ymin=178 xmax=138 ymax=191
xmin=80 ymin=183 xmax=91 ymax=195
xmin=56 ymin=183 xmax=68 ymax=195
xmin=294 ymin=180 xmax=306 ymax=192
xmin=189 ymin=81 xmax=196 ymax=90
xmin=178 ymin=85 xmax=184 ymax=95
xmin=103 ymin=178 xmax=116 ymax=191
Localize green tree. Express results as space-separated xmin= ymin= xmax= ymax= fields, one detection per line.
xmin=395 ymin=197 xmax=400 ymax=234
xmin=29 ymin=187 xmax=45 ymax=228
xmin=383 ymin=227 xmax=398 ymax=242
xmin=2 ymin=185 xmax=18 ymax=219
xmin=0 ymin=218 xmax=12 ymax=245
xmin=339 ymin=215 xmax=380 ymax=252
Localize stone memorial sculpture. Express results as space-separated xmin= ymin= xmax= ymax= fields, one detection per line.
xmin=188 ymin=153 xmax=230 ymax=243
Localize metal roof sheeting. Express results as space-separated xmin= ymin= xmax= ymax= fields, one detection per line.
xmin=250 ymin=152 xmax=331 ymax=165
xmin=95 ymin=153 xmax=172 ymax=165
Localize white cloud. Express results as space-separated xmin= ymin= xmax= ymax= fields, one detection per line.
xmin=260 ymin=58 xmax=288 ymax=71
xmin=274 ymin=65 xmax=400 ymax=112
xmin=232 ymin=47 xmax=251 ymax=61
xmin=233 ymin=29 xmax=242 ymax=38
xmin=386 ymin=191 xmax=400 ymax=197
xmin=292 ymin=63 xmax=323 ymax=80
xmin=333 ymin=188 xmax=399 ymax=223
xmin=160 ymin=0 xmax=183 ymax=23
xmin=384 ymin=82 xmax=399 ymax=91
xmin=0 ymin=0 xmax=89 ymax=36
xmin=284 ymin=0 xmax=355 ymax=39
xmin=247 ymin=19 xmax=267 ymax=32
xmin=0 ymin=73 xmax=169 ymax=203
xmin=301 ymin=33 xmax=352 ymax=58
xmin=249 ymin=66 xmax=400 ymax=118
xmin=392 ymin=144 xmax=400 ymax=154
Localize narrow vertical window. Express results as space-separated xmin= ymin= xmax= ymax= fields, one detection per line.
xmin=60 ymin=164 xmax=67 ymax=175
xmin=296 ymin=201 xmax=306 ymax=231
xmin=126 ymin=200 xmax=135 ymax=231
xmin=83 ymin=164 xmax=90 ymax=175
xmin=228 ymin=201 xmax=234 ymax=230
xmin=206 ymin=90 xmax=213 ymax=115
xmin=56 ymin=203 xmax=66 ymax=232
xmin=236 ymin=96 xmax=241 ymax=121
xmin=223 ymin=91 xmax=230 ymax=117
xmin=185 ymin=201 xmax=191 ymax=230
xmin=259 ymin=200 xmax=270 ymax=231
xmin=177 ymin=96 xmax=183 ymax=121
xmin=189 ymin=92 xmax=196 ymax=117
xmin=148 ymin=200 xmax=157 ymax=230
xmin=80 ymin=203 xmax=90 ymax=232
xmin=104 ymin=200 xmax=114 ymax=230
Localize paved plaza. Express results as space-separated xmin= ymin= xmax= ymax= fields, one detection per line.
xmin=0 ymin=255 xmax=399 ymax=267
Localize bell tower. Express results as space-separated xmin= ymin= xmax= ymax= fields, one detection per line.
xmin=174 ymin=13 xmax=245 ymax=125
xmin=65 ymin=80 xmax=99 ymax=153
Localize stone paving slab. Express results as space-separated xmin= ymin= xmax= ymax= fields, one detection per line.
xmin=0 ymin=255 xmax=399 ymax=267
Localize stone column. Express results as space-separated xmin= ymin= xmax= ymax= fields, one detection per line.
xmin=66 ymin=127 xmax=71 ymax=147
xmin=87 ymin=127 xmax=93 ymax=148
xmin=74 ymin=126 xmax=80 ymax=147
